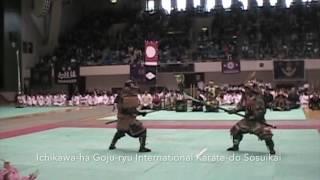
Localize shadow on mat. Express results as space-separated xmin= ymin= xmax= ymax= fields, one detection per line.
xmin=232 ymin=150 xmax=270 ymax=156
xmin=82 ymin=148 xmax=141 ymax=155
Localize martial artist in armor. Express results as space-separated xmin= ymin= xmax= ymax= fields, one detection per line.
xmin=227 ymin=85 xmax=276 ymax=155
xmin=109 ymin=80 xmax=151 ymax=152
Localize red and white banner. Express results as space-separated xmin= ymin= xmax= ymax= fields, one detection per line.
xmin=145 ymin=41 xmax=159 ymax=66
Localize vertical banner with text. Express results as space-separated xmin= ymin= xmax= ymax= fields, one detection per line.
xmin=54 ymin=64 xmax=79 ymax=84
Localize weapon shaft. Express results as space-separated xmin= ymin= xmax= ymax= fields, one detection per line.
xmin=104 ymin=110 xmax=158 ymax=125
xmin=184 ymin=93 xmax=277 ymax=128
xmin=184 ymin=93 xmax=244 ymax=117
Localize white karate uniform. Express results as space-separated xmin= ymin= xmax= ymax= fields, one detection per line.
xmin=37 ymin=95 xmax=45 ymax=106
xmin=45 ymin=95 xmax=53 ymax=106
xmin=17 ymin=95 xmax=26 ymax=105
xmin=141 ymin=93 xmax=153 ymax=108
xmin=80 ymin=95 xmax=88 ymax=106
xmin=26 ymin=96 xmax=33 ymax=106
xmin=109 ymin=95 xmax=115 ymax=105
xmin=31 ymin=96 xmax=37 ymax=106
xmin=102 ymin=95 xmax=109 ymax=105
xmin=300 ymin=95 xmax=309 ymax=106
xmin=72 ymin=95 xmax=80 ymax=106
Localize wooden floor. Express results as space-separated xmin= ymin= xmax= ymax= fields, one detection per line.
xmin=1 ymin=106 xmax=320 ymax=139
xmin=304 ymin=107 xmax=320 ymax=119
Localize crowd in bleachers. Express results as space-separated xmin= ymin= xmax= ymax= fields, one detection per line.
xmin=36 ymin=2 xmax=320 ymax=69
xmin=195 ymin=3 xmax=320 ymax=61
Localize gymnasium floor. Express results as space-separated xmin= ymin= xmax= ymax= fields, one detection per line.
xmin=99 ymin=107 xmax=307 ymax=121
xmin=0 ymin=106 xmax=72 ymax=119
xmin=0 ymin=106 xmax=320 ymax=180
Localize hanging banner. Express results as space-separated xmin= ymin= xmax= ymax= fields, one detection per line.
xmin=145 ymin=41 xmax=159 ymax=66
xmin=273 ymin=60 xmax=305 ymax=80
xmin=54 ymin=64 xmax=79 ymax=84
xmin=222 ymin=60 xmax=241 ymax=74
xmin=144 ymin=65 xmax=157 ymax=85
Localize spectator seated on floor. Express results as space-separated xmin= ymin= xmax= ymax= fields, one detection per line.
xmin=287 ymin=88 xmax=301 ymax=110
xmin=175 ymin=91 xmax=187 ymax=112
xmin=16 ymin=94 xmax=26 ymax=107
xmin=309 ymin=92 xmax=320 ymax=110
xmin=140 ymin=91 xmax=153 ymax=110
xmin=165 ymin=90 xmax=176 ymax=111
xmin=192 ymin=90 xmax=206 ymax=112
xmin=205 ymin=94 xmax=219 ymax=112
xmin=299 ymin=92 xmax=309 ymax=107
xmin=271 ymin=91 xmax=290 ymax=111
xmin=152 ymin=93 xmax=161 ymax=110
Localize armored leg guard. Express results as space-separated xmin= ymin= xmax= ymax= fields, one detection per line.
xmin=138 ymin=131 xmax=151 ymax=152
xmin=227 ymin=133 xmax=243 ymax=151
xmin=109 ymin=131 xmax=125 ymax=150
xmin=265 ymin=139 xmax=276 ymax=155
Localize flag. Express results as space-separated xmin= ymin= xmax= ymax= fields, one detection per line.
xmin=145 ymin=41 xmax=159 ymax=66
xmin=222 ymin=60 xmax=240 ymax=74
xmin=273 ymin=60 xmax=305 ymax=80
xmin=144 ymin=65 xmax=157 ymax=85
xmin=54 ymin=64 xmax=79 ymax=84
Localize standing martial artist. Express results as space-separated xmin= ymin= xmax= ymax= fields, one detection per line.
xmin=108 ymin=80 xmax=151 ymax=152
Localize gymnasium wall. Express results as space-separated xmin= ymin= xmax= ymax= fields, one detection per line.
xmin=2 ymin=0 xmax=21 ymax=91
xmin=82 ymin=60 xmax=320 ymax=90
xmin=0 ymin=0 xmax=4 ymax=89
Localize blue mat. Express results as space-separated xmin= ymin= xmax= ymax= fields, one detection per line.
xmin=99 ymin=108 xmax=306 ymax=121
xmin=0 ymin=128 xmax=319 ymax=180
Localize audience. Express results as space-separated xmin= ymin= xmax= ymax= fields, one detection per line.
xmin=17 ymin=80 xmax=320 ymax=112
xmin=36 ymin=3 xmax=320 ymax=69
